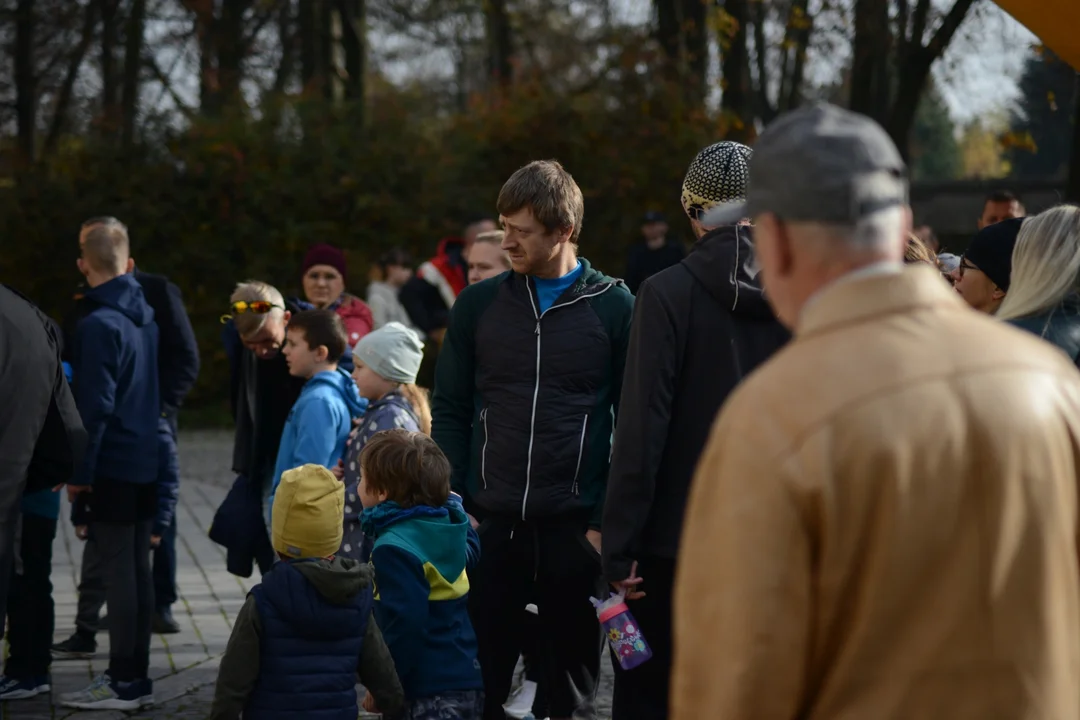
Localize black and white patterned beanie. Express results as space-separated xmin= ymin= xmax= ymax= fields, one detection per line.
xmin=681 ymin=141 xmax=752 ymax=221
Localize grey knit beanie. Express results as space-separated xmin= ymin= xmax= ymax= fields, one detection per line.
xmin=352 ymin=322 xmax=425 ymax=384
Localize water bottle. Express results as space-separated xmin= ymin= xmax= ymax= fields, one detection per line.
xmin=591 ymin=592 xmax=652 ymax=671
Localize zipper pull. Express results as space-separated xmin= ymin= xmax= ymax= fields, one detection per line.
xmin=535 ymin=321 xmax=540 ymax=335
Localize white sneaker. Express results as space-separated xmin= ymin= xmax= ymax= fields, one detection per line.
xmin=503 ymin=679 xmax=538 ymax=719
xmin=525 ymin=603 xmax=538 ymax=615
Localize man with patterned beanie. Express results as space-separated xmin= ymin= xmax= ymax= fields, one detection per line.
xmin=209 ymin=465 xmax=403 ymax=720
xmin=601 ymin=141 xmax=790 ymax=719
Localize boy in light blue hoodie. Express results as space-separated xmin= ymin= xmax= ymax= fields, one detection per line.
xmin=268 ymin=310 xmax=367 ymax=522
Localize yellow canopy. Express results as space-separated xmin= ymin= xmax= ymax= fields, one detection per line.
xmin=994 ymin=0 xmax=1080 ymax=70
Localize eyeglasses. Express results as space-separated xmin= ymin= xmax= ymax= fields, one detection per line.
xmin=220 ymin=300 xmax=283 ymax=324
xmin=958 ymin=259 xmax=978 ymax=278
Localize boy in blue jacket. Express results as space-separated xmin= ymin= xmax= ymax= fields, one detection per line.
xmin=268 ymin=310 xmax=367 ymax=523
xmin=357 ymin=429 xmax=483 ymax=719
xmin=59 ymin=221 xmax=161 ymax=711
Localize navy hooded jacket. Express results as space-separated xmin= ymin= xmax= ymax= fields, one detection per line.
xmin=246 ymin=560 xmax=373 ymax=719
xmin=72 ymin=274 xmax=160 ymax=487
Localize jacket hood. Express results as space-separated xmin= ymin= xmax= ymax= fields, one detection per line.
xmin=368 ymin=389 xmax=419 ymax=422
xmin=84 ymin=274 xmax=154 ymax=326
xmin=436 ymin=236 xmax=466 ymax=259
xmin=361 ymin=494 xmax=471 ymax=577
xmin=305 ymin=368 xmax=368 ymax=416
xmin=683 ymin=225 xmax=775 ymax=320
xmin=262 ymin=558 xmax=372 ymax=634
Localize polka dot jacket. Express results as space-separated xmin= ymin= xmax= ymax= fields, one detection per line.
xmin=339 ymin=389 xmax=422 ymax=562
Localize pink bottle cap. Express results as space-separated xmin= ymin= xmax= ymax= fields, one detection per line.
xmin=598 ymin=602 xmax=629 ymax=624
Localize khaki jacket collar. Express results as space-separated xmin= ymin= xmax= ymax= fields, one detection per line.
xmin=797 ymin=265 xmax=965 ymax=338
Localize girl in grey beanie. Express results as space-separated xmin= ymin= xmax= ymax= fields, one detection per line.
xmin=338 ymin=322 xmax=432 ymax=561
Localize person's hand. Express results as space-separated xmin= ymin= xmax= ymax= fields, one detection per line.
xmin=467 ymin=513 xmax=479 ymax=530
xmin=65 ymin=485 xmax=90 ymax=503
xmin=585 ymin=528 xmax=602 ymax=555
xmin=361 ymin=691 xmax=378 ymax=714
xmin=331 ymin=459 xmax=345 ymax=481
xmin=75 ymin=525 xmax=88 ymax=541
xmin=611 ymin=559 xmax=646 ymax=601
xmin=151 ymin=535 xmax=162 ymax=548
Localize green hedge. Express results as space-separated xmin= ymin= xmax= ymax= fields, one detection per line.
xmin=1 ymin=80 xmax=728 ymax=425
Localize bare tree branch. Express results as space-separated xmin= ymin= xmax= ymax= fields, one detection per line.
xmin=43 ymin=1 xmax=98 ymax=156
xmin=145 ymin=52 xmax=198 ymax=120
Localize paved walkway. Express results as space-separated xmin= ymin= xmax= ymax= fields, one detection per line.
xmin=2 ymin=431 xmax=615 ymax=719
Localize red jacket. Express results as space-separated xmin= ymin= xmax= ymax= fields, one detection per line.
xmin=336 ymin=294 xmax=375 ymax=345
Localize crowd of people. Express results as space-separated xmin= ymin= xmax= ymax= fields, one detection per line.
xmin=2 ymin=99 xmax=1080 ymax=720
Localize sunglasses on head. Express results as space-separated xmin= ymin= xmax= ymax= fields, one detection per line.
xmin=220 ymin=300 xmax=283 ymax=324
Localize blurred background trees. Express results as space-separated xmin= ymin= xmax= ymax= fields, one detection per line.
xmin=0 ymin=0 xmax=1074 ymax=418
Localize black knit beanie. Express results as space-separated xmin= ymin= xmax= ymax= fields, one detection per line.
xmin=964 ymin=217 xmax=1025 ymax=291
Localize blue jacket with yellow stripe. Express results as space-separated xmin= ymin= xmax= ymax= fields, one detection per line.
xmin=365 ymin=495 xmax=482 ymax=700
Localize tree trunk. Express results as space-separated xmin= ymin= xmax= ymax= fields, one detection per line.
xmin=850 ymin=0 xmax=890 ymax=123
xmin=319 ymin=1 xmax=334 ymax=100
xmin=181 ymin=0 xmax=217 ymax=114
xmin=485 ymin=0 xmax=513 ymax=88
xmin=720 ymin=0 xmax=752 ymax=140
xmin=121 ymin=0 xmax=146 ymax=149
xmin=780 ymin=0 xmax=812 ymax=112
xmin=338 ymin=0 xmax=365 ymax=103
xmin=1067 ymin=75 xmax=1080 ymax=203
xmin=99 ymin=0 xmax=121 ymax=131
xmin=299 ymin=0 xmax=319 ymax=92
xmin=656 ymin=0 xmax=709 ymax=106
xmin=44 ymin=1 xmax=98 ymax=155
xmin=273 ymin=0 xmax=294 ymax=94
xmin=884 ymin=0 xmax=975 ymax=160
xmin=14 ymin=0 xmax=36 ymax=167
xmin=216 ymin=0 xmax=248 ymax=114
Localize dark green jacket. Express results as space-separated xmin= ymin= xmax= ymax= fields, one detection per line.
xmin=431 ymin=258 xmax=634 ymax=527
xmin=1008 ymin=294 xmax=1080 ymax=367
xmin=209 ymin=557 xmax=404 ymax=720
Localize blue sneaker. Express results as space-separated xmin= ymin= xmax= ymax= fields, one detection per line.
xmin=0 ymin=675 xmax=50 ymax=700
xmin=60 ymin=674 xmax=153 ymax=710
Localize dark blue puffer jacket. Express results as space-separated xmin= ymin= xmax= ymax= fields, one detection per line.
xmin=245 ymin=560 xmax=373 ymax=720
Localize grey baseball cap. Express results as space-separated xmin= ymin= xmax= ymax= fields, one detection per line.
xmin=702 ymin=102 xmax=908 ymax=227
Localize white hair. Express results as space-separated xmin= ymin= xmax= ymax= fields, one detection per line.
xmin=230 ymin=280 xmax=286 ymax=338
xmin=997 ymin=205 xmax=1080 ymax=322
xmin=797 ymin=206 xmax=908 ymax=252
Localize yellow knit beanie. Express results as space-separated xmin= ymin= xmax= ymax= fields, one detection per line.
xmin=271 ymin=464 xmax=344 ymax=559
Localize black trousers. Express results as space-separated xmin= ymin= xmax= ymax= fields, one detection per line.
xmin=6 ymin=514 xmax=57 ymax=679
xmin=75 ymin=529 xmax=106 ymax=637
xmin=96 ymin=519 xmax=154 ymax=682
xmin=469 ymin=516 xmax=606 ymax=720
xmin=610 ymin=556 xmax=676 ymax=720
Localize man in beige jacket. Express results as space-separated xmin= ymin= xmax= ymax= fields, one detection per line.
xmin=674 ymin=103 xmax=1080 ymax=720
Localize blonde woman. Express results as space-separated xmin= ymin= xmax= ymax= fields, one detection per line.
xmin=997 ymin=204 xmax=1080 ymax=364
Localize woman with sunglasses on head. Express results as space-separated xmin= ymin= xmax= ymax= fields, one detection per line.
xmin=292 ymin=244 xmax=374 ymax=371
xmin=997 ymin=204 xmax=1080 ymax=365
xmin=213 ymin=282 xmax=306 ymax=578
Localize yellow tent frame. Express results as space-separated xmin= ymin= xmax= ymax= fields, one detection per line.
xmin=994 ymin=0 xmax=1080 ymax=70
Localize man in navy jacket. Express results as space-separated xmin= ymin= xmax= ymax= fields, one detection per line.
xmin=59 ymin=218 xmax=161 ymax=711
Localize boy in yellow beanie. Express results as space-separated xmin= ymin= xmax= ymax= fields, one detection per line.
xmin=209 ymin=464 xmax=403 ymax=720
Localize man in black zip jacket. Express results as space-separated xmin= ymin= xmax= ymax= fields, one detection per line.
xmin=0 ymin=285 xmax=86 ymax=641
xmin=601 ymin=142 xmax=790 ymax=719
xmin=432 ymin=160 xmax=634 ymax=720
xmin=54 ymin=217 xmax=199 ymax=651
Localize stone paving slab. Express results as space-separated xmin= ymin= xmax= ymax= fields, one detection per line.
xmin=2 ymin=430 xmax=615 ymax=719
